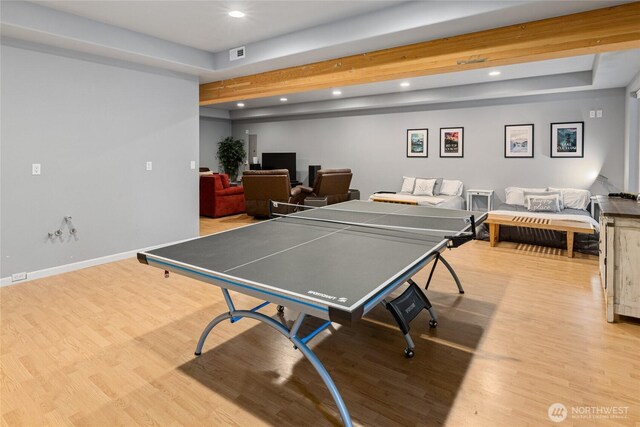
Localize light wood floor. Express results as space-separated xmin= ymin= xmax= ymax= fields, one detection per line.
xmin=1 ymin=215 xmax=639 ymax=426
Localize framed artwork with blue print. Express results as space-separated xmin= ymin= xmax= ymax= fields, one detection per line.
xmin=407 ymin=129 xmax=428 ymax=157
xmin=551 ymin=122 xmax=584 ymax=158
xmin=505 ymin=124 xmax=534 ymax=158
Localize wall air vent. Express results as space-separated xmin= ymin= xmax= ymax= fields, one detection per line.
xmin=229 ymin=46 xmax=246 ymax=61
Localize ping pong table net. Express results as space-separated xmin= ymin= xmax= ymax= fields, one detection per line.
xmin=268 ymin=200 xmax=477 ymax=248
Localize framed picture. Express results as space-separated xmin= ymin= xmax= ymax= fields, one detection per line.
xmin=504 ymin=124 xmax=534 ymax=158
xmin=406 ymin=129 xmax=428 ymax=157
xmin=550 ymin=122 xmax=584 ymax=158
xmin=440 ymin=127 xmax=464 ymax=157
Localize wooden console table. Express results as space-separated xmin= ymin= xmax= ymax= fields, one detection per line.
xmin=597 ymin=196 xmax=640 ymax=322
xmin=484 ymin=214 xmax=595 ymax=258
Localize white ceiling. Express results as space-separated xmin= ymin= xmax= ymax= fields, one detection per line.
xmin=3 ymin=0 xmax=639 ymax=116
xmin=33 ymin=0 xmax=399 ymax=52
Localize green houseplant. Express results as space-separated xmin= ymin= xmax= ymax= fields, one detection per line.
xmin=216 ymin=136 xmax=246 ymax=182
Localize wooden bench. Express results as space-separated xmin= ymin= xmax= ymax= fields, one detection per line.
xmin=370 ymin=196 xmax=418 ymax=205
xmin=484 ymin=214 xmax=595 ymax=258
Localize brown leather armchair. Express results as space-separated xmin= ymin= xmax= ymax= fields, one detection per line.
xmin=242 ymin=169 xmax=309 ymax=217
xmin=304 ymin=168 xmax=353 ymax=205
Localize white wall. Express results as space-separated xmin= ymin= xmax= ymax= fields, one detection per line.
xmin=232 ymin=89 xmax=625 ymax=201
xmin=625 ymin=71 xmax=640 ymax=192
xmin=1 ymin=44 xmax=200 ymax=279
xmin=199 ymin=117 xmax=232 ymax=172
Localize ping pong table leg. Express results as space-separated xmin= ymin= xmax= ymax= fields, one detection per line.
xmin=423 ymin=254 xmax=464 ymax=294
xmin=438 ymin=255 xmax=464 ymax=294
xmin=402 ymin=333 xmax=415 ymax=358
xmin=193 ymin=308 xmax=352 ymax=426
xmin=288 ymin=314 xmax=352 ymax=427
xmin=194 ymin=311 xmax=232 ymax=356
xmin=424 ymin=254 xmax=440 ymax=290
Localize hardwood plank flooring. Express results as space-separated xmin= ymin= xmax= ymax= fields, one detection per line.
xmin=1 ymin=215 xmax=638 ymax=426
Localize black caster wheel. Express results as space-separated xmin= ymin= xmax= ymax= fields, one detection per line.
xmin=404 ymin=348 xmax=415 ymax=358
xmin=459 ymin=290 xmax=465 ymax=294
xmin=194 ymin=351 xmax=201 ymax=356
xmin=429 ymin=319 xmax=438 ymax=328
xmin=277 ymin=305 xmax=285 ymax=313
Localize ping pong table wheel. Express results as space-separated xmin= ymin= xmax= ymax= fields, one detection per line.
xmin=164 ymin=270 xmax=169 ymax=278
xmin=277 ymin=305 xmax=285 ymax=313
xmin=429 ymin=319 xmax=438 ymax=328
xmin=404 ymin=348 xmax=415 ymax=358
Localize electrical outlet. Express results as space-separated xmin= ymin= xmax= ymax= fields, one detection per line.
xmin=190 ymin=161 xmax=196 ymax=170
xmin=146 ymin=161 xmax=153 ymax=171
xmin=589 ymin=110 xmax=596 ymax=118
xmin=596 ymin=109 xmax=603 ymax=118
xmin=32 ymin=164 xmax=41 ymax=175
xmin=11 ymin=272 xmax=27 ymax=282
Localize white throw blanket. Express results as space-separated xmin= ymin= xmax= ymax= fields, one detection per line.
xmin=488 ymin=209 xmax=599 ymax=231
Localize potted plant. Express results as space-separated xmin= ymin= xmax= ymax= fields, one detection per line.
xmin=216 ymin=136 xmax=246 ymax=182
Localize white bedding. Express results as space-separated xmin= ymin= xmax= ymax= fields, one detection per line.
xmin=369 ymin=193 xmax=465 ymax=209
xmin=489 ymin=209 xmax=599 ymax=231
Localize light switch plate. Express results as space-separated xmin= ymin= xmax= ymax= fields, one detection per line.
xmin=596 ymin=109 xmax=603 ymax=118
xmin=190 ymin=161 xmax=196 ymax=170
xmin=146 ymin=161 xmax=152 ymax=171
xmin=589 ymin=110 xmax=595 ymax=118
xmin=32 ymin=164 xmax=41 ymax=175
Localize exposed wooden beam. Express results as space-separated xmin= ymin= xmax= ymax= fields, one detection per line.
xmin=200 ymin=2 xmax=640 ymax=106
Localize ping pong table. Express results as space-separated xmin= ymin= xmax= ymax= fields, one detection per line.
xmin=138 ymin=200 xmax=485 ymax=426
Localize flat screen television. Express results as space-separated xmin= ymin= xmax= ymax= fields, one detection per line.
xmin=262 ymin=152 xmax=297 ymax=181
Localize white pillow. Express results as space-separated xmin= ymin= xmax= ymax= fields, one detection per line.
xmin=504 ymin=187 xmax=547 ymax=206
xmin=548 ymin=187 xmax=591 ymax=210
xmin=526 ymin=194 xmax=561 ymax=212
xmin=413 ymin=178 xmax=436 ymax=196
xmin=440 ymin=179 xmax=463 ymax=196
xmin=416 ymin=177 xmax=443 ymax=195
xmin=523 ymin=190 xmax=564 ymax=210
xmin=400 ymin=176 xmax=415 ymax=193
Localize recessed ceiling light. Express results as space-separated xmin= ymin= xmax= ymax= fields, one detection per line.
xmin=228 ymin=10 xmax=245 ymax=18
xmin=332 ymin=90 xmax=342 ymax=96
xmin=400 ymin=82 xmax=410 ymax=87
xmin=237 ymin=102 xmax=245 ymax=107
xmin=280 ymin=97 xmax=288 ymax=102
xmin=489 ymin=71 xmax=501 ymax=76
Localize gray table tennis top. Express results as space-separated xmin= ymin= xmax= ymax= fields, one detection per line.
xmin=138 ymin=200 xmax=485 ymax=324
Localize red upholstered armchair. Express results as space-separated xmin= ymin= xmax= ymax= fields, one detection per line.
xmin=199 ymin=173 xmax=246 ymax=217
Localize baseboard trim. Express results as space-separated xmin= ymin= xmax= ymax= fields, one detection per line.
xmin=0 ymin=237 xmax=196 ymax=287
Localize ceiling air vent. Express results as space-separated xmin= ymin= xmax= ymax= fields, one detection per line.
xmin=229 ymin=46 xmax=246 ymax=61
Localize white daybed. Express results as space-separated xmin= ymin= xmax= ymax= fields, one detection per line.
xmin=479 ymin=186 xmax=599 ymax=255
xmin=368 ymin=177 xmax=465 ymax=210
